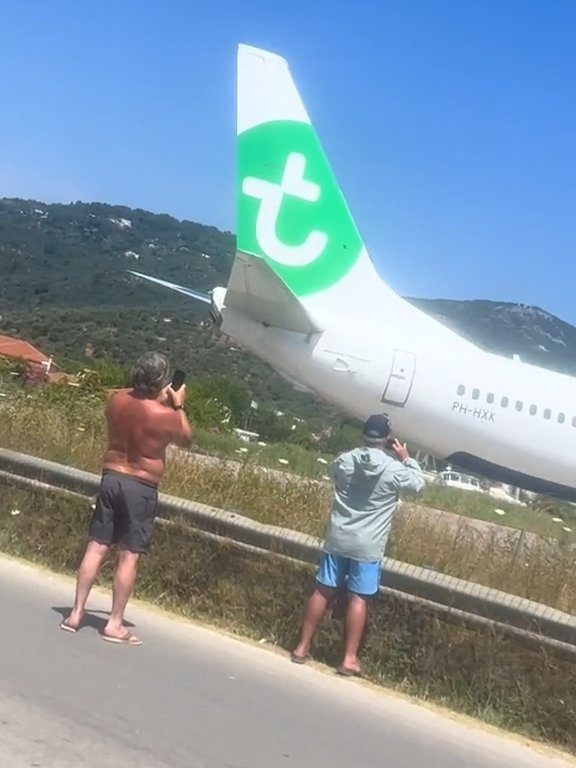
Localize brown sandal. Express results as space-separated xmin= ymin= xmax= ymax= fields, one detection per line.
xmin=101 ymin=630 xmax=142 ymax=646
xmin=59 ymin=618 xmax=79 ymax=634
xmin=336 ymin=665 xmax=362 ymax=677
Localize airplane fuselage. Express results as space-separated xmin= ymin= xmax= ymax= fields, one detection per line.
xmin=132 ymin=43 xmax=576 ymax=504
xmin=219 ymin=293 xmax=576 ymax=501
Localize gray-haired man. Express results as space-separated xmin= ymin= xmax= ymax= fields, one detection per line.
xmin=60 ymin=352 xmax=192 ymax=644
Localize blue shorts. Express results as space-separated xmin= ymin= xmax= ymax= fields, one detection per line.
xmin=316 ymin=553 xmax=381 ymax=596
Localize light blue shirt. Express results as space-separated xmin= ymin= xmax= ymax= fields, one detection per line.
xmin=323 ymin=446 xmax=425 ymax=562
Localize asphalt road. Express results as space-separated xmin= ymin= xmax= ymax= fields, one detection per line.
xmin=0 ymin=555 xmax=572 ymax=768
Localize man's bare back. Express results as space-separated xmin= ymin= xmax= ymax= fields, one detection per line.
xmin=62 ymin=352 xmax=193 ymax=644
xmin=103 ymin=388 xmax=192 ymax=485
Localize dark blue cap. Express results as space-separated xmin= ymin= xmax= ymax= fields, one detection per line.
xmin=363 ymin=413 xmax=391 ymax=440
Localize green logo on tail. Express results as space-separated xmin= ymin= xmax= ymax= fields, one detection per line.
xmin=238 ymin=120 xmax=363 ymax=297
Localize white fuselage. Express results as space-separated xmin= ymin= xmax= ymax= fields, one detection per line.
xmin=218 ymin=279 xmax=576 ymax=498
xmin=218 ymin=42 xmax=576 ymax=499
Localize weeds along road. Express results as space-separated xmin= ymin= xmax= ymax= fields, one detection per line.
xmin=169 ymin=446 xmax=561 ymax=557
xmin=0 ymin=555 xmax=573 ymax=768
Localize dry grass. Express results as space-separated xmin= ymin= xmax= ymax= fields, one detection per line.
xmin=2 ymin=395 xmax=576 ymax=613
xmin=1 ymin=480 xmax=575 ymax=754
xmin=390 ymin=508 xmax=576 ymax=614
xmin=0 ymin=394 xmax=106 ymax=473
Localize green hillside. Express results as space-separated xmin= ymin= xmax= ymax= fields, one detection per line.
xmin=1 ymin=196 xmax=575 ymax=434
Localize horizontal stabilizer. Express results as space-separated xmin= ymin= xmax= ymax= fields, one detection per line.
xmin=225 ymin=252 xmax=321 ymax=333
xmin=128 ymin=271 xmax=211 ymax=304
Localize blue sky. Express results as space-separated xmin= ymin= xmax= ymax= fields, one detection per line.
xmin=1 ymin=1 xmax=575 ymax=321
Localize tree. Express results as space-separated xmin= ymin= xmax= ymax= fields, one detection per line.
xmin=250 ymin=408 xmax=293 ymax=443
xmin=89 ymin=358 xmax=130 ymax=388
xmin=186 ymin=375 xmax=251 ymax=429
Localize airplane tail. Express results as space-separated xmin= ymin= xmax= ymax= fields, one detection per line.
xmin=130 ymin=45 xmax=396 ymax=333
xmin=230 ymin=44 xmax=391 ymax=331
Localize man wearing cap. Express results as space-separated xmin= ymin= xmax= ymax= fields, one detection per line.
xmin=60 ymin=352 xmax=193 ymax=645
xmin=291 ymin=414 xmax=425 ymax=675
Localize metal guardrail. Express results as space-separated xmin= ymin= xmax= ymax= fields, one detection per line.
xmin=0 ymin=446 xmax=575 ymax=654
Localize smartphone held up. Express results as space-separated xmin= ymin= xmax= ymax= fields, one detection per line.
xmin=171 ymin=369 xmax=186 ymax=391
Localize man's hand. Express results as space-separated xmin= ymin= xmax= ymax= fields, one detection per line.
xmin=167 ymin=384 xmax=192 ymax=447
xmin=390 ymin=438 xmax=410 ymax=462
xmin=167 ymin=384 xmax=187 ymax=410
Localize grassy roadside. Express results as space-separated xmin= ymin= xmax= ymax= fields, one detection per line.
xmin=2 ymin=391 xmax=575 ymax=539
xmin=1 ymin=394 xmax=576 ymax=613
xmin=1 ymin=480 xmax=575 ymax=755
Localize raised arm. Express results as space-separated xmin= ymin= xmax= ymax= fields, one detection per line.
xmin=166 ymin=385 xmax=193 ymax=448
xmin=390 ymin=439 xmax=425 ymax=494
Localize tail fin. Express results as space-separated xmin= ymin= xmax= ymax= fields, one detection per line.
xmin=235 ymin=44 xmax=372 ymax=311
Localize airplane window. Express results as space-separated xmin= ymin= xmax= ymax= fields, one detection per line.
xmin=501 ymin=397 xmax=509 ymax=408
xmin=529 ymin=404 xmax=537 ymax=416
xmin=558 ymin=413 xmax=566 ymax=424
xmin=457 ymin=385 xmax=465 ymax=396
xmin=572 ymin=417 xmax=576 ymax=428
xmin=515 ymin=401 xmax=523 ymax=412
xmin=544 ymin=409 xmax=551 ymax=420
xmin=487 ymin=393 xmax=494 ymax=404
xmin=472 ymin=389 xmax=480 ymax=400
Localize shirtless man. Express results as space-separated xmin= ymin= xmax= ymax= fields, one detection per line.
xmin=60 ymin=352 xmax=192 ymax=644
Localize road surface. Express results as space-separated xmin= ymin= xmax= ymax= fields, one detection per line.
xmin=0 ymin=555 xmax=572 ymax=768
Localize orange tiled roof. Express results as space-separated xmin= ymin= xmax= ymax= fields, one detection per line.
xmin=0 ymin=335 xmax=51 ymax=366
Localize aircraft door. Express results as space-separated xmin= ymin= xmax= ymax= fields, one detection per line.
xmin=381 ymin=349 xmax=416 ymax=406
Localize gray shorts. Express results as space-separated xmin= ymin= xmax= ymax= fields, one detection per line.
xmin=88 ymin=470 xmax=158 ymax=554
